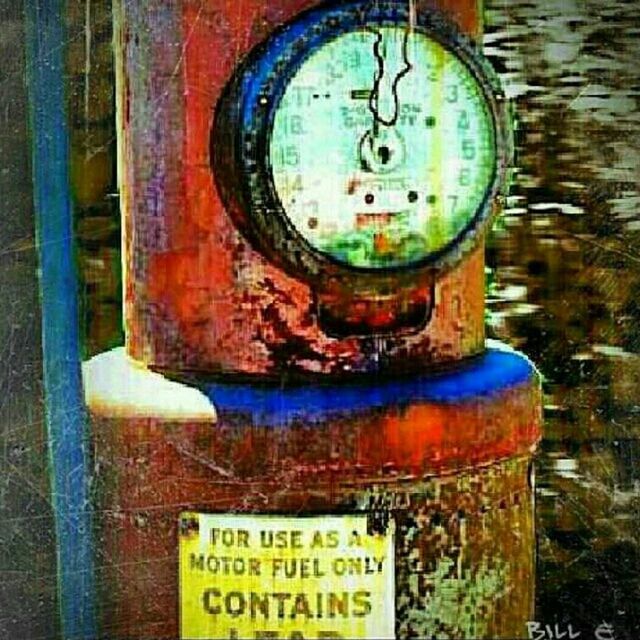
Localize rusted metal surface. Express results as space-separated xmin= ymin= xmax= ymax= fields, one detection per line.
xmin=115 ymin=0 xmax=489 ymax=377
xmin=90 ymin=350 xmax=541 ymax=638
xmin=98 ymin=2 xmax=542 ymax=638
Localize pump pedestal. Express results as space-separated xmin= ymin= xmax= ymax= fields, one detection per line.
xmin=87 ymin=341 xmax=541 ymax=639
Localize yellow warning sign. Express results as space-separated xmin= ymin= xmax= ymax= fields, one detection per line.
xmin=179 ymin=513 xmax=395 ymax=639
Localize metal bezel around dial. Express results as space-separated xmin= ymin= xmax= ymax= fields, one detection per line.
xmin=211 ymin=0 xmax=513 ymax=291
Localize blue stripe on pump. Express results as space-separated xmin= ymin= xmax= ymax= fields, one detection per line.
xmin=25 ymin=1 xmax=97 ymax=638
xmin=200 ymin=346 xmax=537 ymax=426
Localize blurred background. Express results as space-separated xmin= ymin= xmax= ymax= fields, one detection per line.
xmin=485 ymin=1 xmax=640 ymax=636
xmin=1 ymin=0 xmax=639 ymax=637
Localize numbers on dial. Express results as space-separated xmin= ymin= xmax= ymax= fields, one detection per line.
xmin=269 ymin=27 xmax=496 ymax=269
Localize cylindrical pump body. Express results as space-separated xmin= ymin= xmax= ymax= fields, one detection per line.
xmin=114 ymin=0 xmax=489 ymax=378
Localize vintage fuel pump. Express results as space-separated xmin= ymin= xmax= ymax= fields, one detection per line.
xmin=81 ymin=0 xmax=543 ymax=638
xmin=120 ymin=0 xmax=509 ymax=378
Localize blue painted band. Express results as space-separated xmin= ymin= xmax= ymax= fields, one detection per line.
xmin=201 ymin=346 xmax=538 ymax=426
xmin=24 ymin=1 xmax=97 ymax=638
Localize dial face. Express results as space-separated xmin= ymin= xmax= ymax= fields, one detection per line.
xmin=269 ymin=27 xmax=497 ymax=270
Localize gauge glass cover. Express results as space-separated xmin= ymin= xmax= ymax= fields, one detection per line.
xmin=269 ymin=27 xmax=497 ymax=270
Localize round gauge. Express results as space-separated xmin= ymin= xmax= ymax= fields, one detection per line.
xmin=213 ymin=0 xmax=511 ymax=285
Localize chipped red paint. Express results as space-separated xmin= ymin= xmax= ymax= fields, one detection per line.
xmin=92 ymin=374 xmax=541 ymax=638
xmin=98 ymin=4 xmax=542 ymax=638
xmin=116 ymin=0 xmax=488 ymax=378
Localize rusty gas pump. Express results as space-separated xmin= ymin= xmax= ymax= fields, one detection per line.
xmin=82 ymin=0 xmax=542 ymax=638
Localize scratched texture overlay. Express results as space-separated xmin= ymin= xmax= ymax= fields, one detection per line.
xmin=0 ymin=0 xmax=59 ymax=638
xmin=1 ymin=1 xmax=640 ymax=640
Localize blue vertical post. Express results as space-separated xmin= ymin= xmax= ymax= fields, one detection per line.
xmin=24 ymin=1 xmax=97 ymax=638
